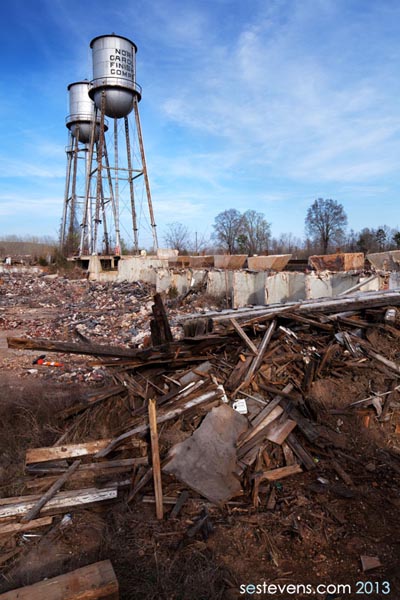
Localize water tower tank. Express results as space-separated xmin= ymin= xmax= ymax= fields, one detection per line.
xmin=89 ymin=34 xmax=142 ymax=119
xmin=66 ymin=81 xmax=105 ymax=143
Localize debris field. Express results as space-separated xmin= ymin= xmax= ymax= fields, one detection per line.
xmin=0 ymin=270 xmax=400 ymax=599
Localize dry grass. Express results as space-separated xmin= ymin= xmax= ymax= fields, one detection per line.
xmin=0 ymin=376 xmax=82 ymax=496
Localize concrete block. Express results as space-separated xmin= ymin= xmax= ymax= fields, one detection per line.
xmin=157 ymin=248 xmax=179 ymax=260
xmin=232 ymin=271 xmax=267 ymax=308
xmin=214 ymin=255 xmax=247 ymax=269
xmin=117 ymin=256 xmax=166 ymax=284
xmin=306 ymin=272 xmax=332 ymax=299
xmin=247 ymin=254 xmax=292 ymax=272
xmin=367 ymin=250 xmax=400 ymax=271
xmin=156 ymin=269 xmax=206 ymax=295
xmin=189 ymin=256 xmax=215 ymax=268
xmin=309 ymin=253 xmax=364 ymax=272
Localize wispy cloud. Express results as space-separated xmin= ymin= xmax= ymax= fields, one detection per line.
xmin=152 ymin=0 xmax=400 ymax=187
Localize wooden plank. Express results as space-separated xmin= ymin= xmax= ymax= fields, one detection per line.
xmin=26 ymin=439 xmax=144 ymax=465
xmin=230 ymin=319 xmax=259 ymax=355
xmin=263 ymin=414 xmax=297 ymax=445
xmin=148 ymin=399 xmax=163 ymax=520
xmin=0 ymin=516 xmax=53 ymax=536
xmin=7 ymin=335 xmax=146 ymax=358
xmin=282 ymin=442 xmax=296 ymax=466
xmin=0 ymin=559 xmax=119 ymax=599
xmin=237 ymin=406 xmax=284 ymax=449
xmin=286 ymin=432 xmax=316 ymax=470
xmin=180 ymin=290 xmax=400 ymax=324
xmin=251 ymin=383 xmax=294 ymax=427
xmin=169 ymin=490 xmax=189 ymax=519
xmin=0 ymin=487 xmax=118 ymax=520
xmin=241 ymin=320 xmax=277 ymax=388
xmin=330 ymin=459 xmax=354 ymax=486
xmin=21 ymin=460 xmax=81 ymax=523
xmin=255 ymin=464 xmax=302 ymax=482
xmin=27 ymin=457 xmax=148 ymax=475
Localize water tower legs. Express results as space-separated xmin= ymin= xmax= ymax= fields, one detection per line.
xmin=77 ymin=96 xmax=158 ymax=256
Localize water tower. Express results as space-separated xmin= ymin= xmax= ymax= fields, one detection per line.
xmin=60 ymin=81 xmax=107 ymax=255
xmin=77 ymin=33 xmax=158 ymax=256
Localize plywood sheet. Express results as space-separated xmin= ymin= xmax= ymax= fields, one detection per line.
xmin=164 ymin=404 xmax=247 ymax=505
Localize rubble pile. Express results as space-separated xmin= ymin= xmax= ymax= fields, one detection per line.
xmin=0 ymin=273 xmax=155 ymax=345
xmin=1 ymin=278 xmax=400 ymax=594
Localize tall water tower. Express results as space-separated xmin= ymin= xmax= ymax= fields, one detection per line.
xmin=76 ymin=33 xmax=158 ymax=256
xmin=60 ymin=81 xmax=107 ymax=255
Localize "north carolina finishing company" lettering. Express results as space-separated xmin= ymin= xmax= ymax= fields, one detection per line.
xmin=109 ymin=48 xmax=133 ymax=79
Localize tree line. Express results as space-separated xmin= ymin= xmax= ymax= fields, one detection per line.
xmin=163 ymin=198 xmax=400 ymax=257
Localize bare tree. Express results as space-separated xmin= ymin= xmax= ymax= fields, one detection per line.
xmin=212 ymin=209 xmax=244 ymax=254
xmin=240 ymin=210 xmax=271 ymax=255
xmin=163 ymin=222 xmax=190 ymax=253
xmin=305 ymin=198 xmax=347 ymax=254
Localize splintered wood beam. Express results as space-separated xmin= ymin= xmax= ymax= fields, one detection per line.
xmin=254 ymin=464 xmax=302 ymax=482
xmin=229 ymin=318 xmax=259 ymax=355
xmin=21 ymin=460 xmax=81 ymax=523
xmin=239 ymin=319 xmax=277 ymax=389
xmin=178 ymin=290 xmax=400 ymax=324
xmin=150 ymin=293 xmax=173 ymax=346
xmin=0 ymin=560 xmax=119 ymax=600
xmin=286 ymin=432 xmax=316 ymax=470
xmin=0 ymin=487 xmax=118 ymax=520
xmin=7 ymin=336 xmax=143 ymax=358
xmin=0 ymin=516 xmax=53 ymax=536
xmin=26 ymin=439 xmax=145 ymax=465
xmin=148 ymin=398 xmax=163 ymax=520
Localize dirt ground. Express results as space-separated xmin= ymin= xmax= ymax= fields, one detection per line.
xmin=0 ymin=269 xmax=399 ymax=599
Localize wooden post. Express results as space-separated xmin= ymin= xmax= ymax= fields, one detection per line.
xmin=148 ymin=398 xmax=163 ymax=520
xmin=0 ymin=560 xmax=119 ymax=599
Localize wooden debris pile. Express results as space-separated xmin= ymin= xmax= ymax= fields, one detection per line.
xmin=2 ymin=290 xmax=400 ymax=549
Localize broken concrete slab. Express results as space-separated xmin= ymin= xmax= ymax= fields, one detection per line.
xmin=247 ymin=254 xmax=292 ymax=272
xmin=309 ymin=253 xmax=364 ymax=272
xmin=164 ymin=404 xmax=248 ymax=505
xmin=367 ymin=250 xmax=400 ymax=272
xmin=189 ymin=255 xmax=215 ymax=268
xmin=214 ymin=255 xmax=247 ymax=269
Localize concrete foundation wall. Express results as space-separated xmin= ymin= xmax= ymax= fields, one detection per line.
xmin=86 ymin=256 xmax=385 ymax=307
xmin=206 ymin=271 xmax=234 ymax=300
xmin=117 ymin=257 xmax=167 ymax=284
xmin=156 ymin=269 xmax=206 ymax=295
xmin=265 ymin=272 xmax=306 ymax=304
xmin=232 ymin=271 xmax=267 ymax=308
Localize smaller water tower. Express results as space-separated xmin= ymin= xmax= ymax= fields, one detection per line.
xmin=61 ymin=82 xmax=109 ymax=255
xmin=66 ymin=81 xmax=102 ymax=143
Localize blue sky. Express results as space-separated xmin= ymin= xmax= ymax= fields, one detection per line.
xmin=1 ymin=0 xmax=400 ymax=249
